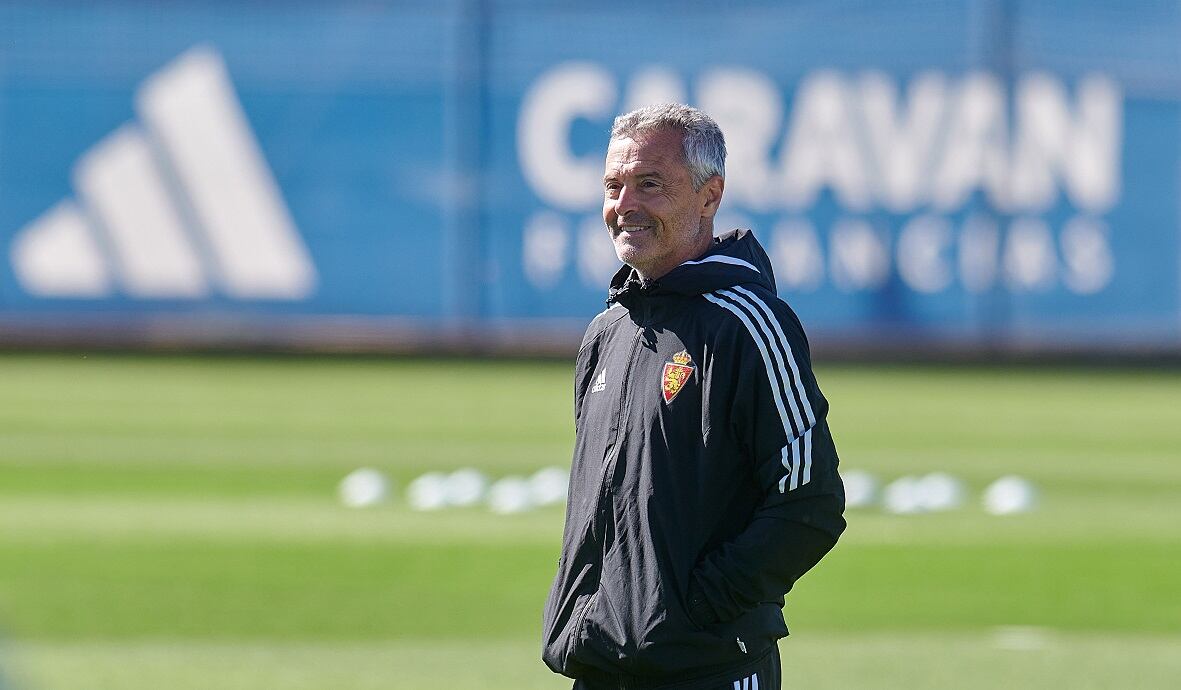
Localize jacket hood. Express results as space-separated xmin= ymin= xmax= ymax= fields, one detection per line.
xmin=607 ymin=229 xmax=777 ymax=305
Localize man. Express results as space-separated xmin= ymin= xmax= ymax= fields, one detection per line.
xmin=542 ymin=104 xmax=845 ymax=690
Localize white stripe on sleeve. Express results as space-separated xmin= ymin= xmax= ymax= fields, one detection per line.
xmin=719 ymin=289 xmax=805 ymax=433
xmin=789 ymin=432 xmax=802 ymax=491
xmin=803 ymin=427 xmax=813 ymax=485
xmin=703 ymin=292 xmax=794 ymax=439
xmin=709 ymin=288 xmax=817 ymax=491
xmin=730 ymin=285 xmax=815 ymax=426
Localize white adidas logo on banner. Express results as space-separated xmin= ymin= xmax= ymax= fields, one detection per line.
xmin=10 ymin=45 xmax=316 ymax=300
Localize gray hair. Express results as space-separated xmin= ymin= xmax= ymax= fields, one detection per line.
xmin=610 ymin=103 xmax=726 ymax=190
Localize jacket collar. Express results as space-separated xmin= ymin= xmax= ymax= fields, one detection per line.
xmin=607 ymin=229 xmax=777 ymax=307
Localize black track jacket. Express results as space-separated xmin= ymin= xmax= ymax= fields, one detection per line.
xmin=542 ymin=229 xmax=846 ymax=684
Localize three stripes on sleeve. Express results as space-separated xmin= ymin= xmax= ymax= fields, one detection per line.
xmin=702 ymin=286 xmax=816 ymax=494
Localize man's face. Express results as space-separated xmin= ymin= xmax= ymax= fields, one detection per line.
xmin=602 ymin=128 xmax=722 ymax=280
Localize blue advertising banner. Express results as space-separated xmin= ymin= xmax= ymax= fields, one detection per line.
xmin=1 ymin=1 xmax=1178 ymax=352
xmin=0 ymin=3 xmax=462 ymax=322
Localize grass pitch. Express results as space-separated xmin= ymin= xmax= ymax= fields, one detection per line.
xmin=1 ymin=354 xmax=1179 ymax=689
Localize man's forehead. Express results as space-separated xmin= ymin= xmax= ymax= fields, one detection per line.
xmin=604 ymin=129 xmax=685 ymax=172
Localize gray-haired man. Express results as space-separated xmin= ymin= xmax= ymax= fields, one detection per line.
xmin=541 ymin=103 xmax=846 ymax=689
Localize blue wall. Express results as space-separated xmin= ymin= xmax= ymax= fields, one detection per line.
xmin=1 ymin=1 xmax=1179 ymax=351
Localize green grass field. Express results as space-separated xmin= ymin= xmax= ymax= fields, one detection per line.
xmin=1 ymin=354 xmax=1179 ymax=689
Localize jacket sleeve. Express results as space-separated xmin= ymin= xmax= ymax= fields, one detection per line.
xmin=688 ymin=291 xmax=846 ymax=626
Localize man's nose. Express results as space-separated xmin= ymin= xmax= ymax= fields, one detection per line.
xmin=614 ymin=183 xmax=640 ymax=217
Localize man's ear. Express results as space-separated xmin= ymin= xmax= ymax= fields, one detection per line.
xmin=700 ymin=175 xmax=724 ymax=219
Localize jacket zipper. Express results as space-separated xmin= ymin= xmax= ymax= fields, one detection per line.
xmin=612 ymin=308 xmax=648 ymax=690
xmin=573 ymin=298 xmax=648 ymax=677
xmin=590 ymin=313 xmax=645 ymax=546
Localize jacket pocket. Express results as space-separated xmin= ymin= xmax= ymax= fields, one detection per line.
xmin=564 ymin=590 xmax=599 ymax=661
xmin=542 ymin=587 xmax=599 ymax=675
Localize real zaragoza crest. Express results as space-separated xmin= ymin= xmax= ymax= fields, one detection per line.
xmin=661 ymin=349 xmax=695 ymax=404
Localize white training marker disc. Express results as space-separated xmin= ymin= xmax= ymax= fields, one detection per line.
xmin=338 ymin=467 xmax=390 ymax=508
xmin=882 ymin=476 xmax=924 ymax=514
xmin=842 ymin=470 xmax=879 ymax=509
xmin=488 ymin=476 xmax=536 ymax=514
xmin=407 ymin=472 xmax=449 ymax=511
xmin=445 ymin=468 xmax=489 ymax=507
xmin=528 ymin=466 xmax=569 ymax=506
xmin=916 ymin=472 xmax=965 ymax=512
xmin=983 ymin=475 xmax=1038 ymax=515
